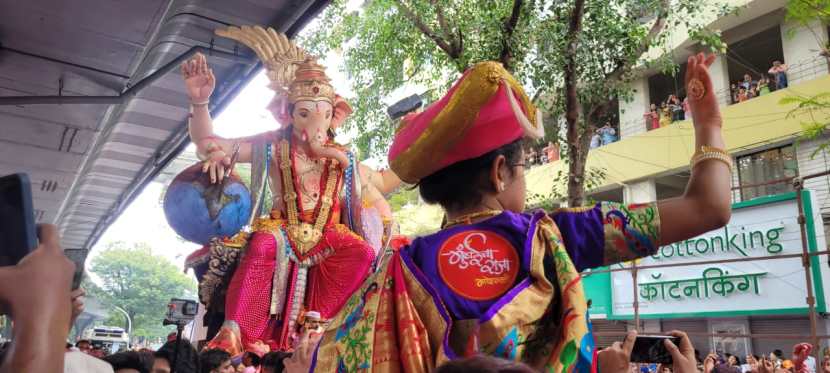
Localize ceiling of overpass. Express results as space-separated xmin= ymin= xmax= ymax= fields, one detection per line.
xmin=0 ymin=0 xmax=329 ymax=255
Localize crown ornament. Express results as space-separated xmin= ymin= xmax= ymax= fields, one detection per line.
xmin=215 ymin=25 xmax=335 ymax=105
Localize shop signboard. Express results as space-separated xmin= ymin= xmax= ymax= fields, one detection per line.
xmin=607 ymin=191 xmax=829 ymax=319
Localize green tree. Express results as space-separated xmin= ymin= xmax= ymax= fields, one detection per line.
xmin=86 ymin=242 xmax=196 ymax=339
xmin=301 ymin=0 xmax=731 ymax=206
xmin=784 ymin=0 xmax=830 ymax=154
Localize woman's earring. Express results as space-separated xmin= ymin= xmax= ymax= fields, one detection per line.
xmin=498 ymin=182 xmax=506 ymax=192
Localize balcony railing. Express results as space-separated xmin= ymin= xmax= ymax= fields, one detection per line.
xmin=620 ymin=56 xmax=829 ymax=136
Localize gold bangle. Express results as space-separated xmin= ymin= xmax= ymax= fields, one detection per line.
xmin=690 ymin=152 xmax=733 ymax=170
xmin=191 ymin=100 xmax=209 ymax=107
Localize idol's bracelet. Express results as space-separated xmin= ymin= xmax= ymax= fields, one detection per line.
xmin=690 ymin=146 xmax=733 ymax=171
xmin=196 ymin=140 xmax=224 ymax=161
xmin=191 ymin=100 xmax=209 ymax=107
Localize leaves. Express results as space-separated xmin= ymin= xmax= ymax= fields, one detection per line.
xmin=784 ymin=92 xmax=830 ymax=159
xmin=300 ymin=0 xmax=731 ymax=197
xmin=86 ymin=242 xmax=197 ymax=339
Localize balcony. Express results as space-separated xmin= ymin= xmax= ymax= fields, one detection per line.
xmin=526 ymin=73 xmax=830 ymax=199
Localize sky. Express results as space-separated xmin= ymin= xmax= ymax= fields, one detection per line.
xmin=89 ymin=2 xmax=400 ymax=271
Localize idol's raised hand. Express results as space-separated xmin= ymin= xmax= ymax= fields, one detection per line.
xmin=685 ymin=53 xmax=722 ymax=129
xmin=181 ymin=52 xmax=216 ymax=103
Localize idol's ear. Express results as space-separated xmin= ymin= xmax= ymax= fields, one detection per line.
xmin=267 ymin=95 xmax=292 ymax=127
xmin=331 ymin=95 xmax=353 ymax=129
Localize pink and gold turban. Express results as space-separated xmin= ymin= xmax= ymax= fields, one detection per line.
xmin=388 ymin=61 xmax=544 ymax=184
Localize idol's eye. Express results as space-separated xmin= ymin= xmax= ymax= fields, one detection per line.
xmin=325 ymin=110 xmax=331 ymax=119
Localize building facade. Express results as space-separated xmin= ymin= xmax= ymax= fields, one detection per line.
xmin=522 ymin=0 xmax=830 ymax=356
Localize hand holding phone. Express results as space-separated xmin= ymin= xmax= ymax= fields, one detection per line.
xmin=0 ymin=173 xmax=38 ymax=266
xmin=630 ymin=335 xmax=680 ymax=364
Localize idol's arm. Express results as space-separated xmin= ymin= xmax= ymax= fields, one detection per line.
xmin=183 ymin=53 xmax=252 ymax=184
xmin=656 ymin=53 xmax=732 ymax=246
xmin=359 ymin=164 xmax=403 ymax=195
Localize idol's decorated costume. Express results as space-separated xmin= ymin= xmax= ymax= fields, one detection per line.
xmin=311 ymin=62 xmax=661 ymax=372
xmin=183 ymin=26 xmax=392 ymax=352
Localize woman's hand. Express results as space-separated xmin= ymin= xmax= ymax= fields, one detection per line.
xmin=307 ymin=129 xmax=349 ymax=166
xmin=181 ymin=53 xmax=215 ymax=103
xmin=685 ymin=53 xmax=721 ymax=129
xmin=597 ymin=330 xmax=637 ymax=373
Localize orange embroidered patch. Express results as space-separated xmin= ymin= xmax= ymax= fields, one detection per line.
xmin=437 ymin=230 xmax=519 ymax=301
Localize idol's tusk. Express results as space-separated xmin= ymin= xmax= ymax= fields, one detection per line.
xmin=503 ymin=80 xmax=545 ymax=139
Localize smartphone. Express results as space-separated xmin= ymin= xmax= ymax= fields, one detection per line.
xmin=0 ymin=173 xmax=38 ymax=266
xmin=629 ymin=335 xmax=680 ymax=364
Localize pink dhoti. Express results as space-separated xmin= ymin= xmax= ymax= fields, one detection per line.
xmin=225 ymin=222 xmax=375 ymax=350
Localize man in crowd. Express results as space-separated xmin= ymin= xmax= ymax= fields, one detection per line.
xmin=199 ymin=349 xmax=234 ymax=373
xmin=768 ymin=60 xmax=788 ymax=89
xmin=77 ymin=339 xmax=93 ymax=354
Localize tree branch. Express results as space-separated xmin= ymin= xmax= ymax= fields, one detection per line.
xmin=394 ymin=0 xmax=460 ymax=60
xmin=605 ymin=0 xmax=670 ymax=85
xmin=499 ymin=0 xmax=525 ymax=69
xmin=430 ymin=0 xmax=460 ymax=54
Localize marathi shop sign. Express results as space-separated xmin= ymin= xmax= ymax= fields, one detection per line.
xmin=609 ymin=192 xmax=830 ymax=318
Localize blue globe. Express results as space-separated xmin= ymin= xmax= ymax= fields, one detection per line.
xmin=163 ymin=163 xmax=252 ymax=245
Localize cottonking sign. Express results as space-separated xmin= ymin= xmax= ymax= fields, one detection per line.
xmin=609 ymin=191 xmax=830 ymax=318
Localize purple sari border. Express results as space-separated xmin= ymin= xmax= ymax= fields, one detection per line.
xmin=399 ymin=250 xmax=459 ymax=360
xmin=309 ymin=341 xmax=319 ymax=372
xmin=479 ymin=277 xmax=532 ymax=323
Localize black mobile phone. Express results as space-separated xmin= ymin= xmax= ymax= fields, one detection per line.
xmin=629 ymin=335 xmax=680 ymax=364
xmin=0 ymin=173 xmax=38 ymax=266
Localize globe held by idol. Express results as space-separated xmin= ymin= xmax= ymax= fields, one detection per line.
xmin=163 ymin=163 xmax=252 ymax=245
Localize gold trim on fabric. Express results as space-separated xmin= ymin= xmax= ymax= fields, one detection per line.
xmin=391 ymin=61 xmax=538 ymax=183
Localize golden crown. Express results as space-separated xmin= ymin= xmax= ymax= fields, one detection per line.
xmin=216 ymin=25 xmax=335 ymax=104
xmin=286 ymin=58 xmax=335 ymax=105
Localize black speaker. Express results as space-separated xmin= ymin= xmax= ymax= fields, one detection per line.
xmin=387 ymin=94 xmax=423 ymax=120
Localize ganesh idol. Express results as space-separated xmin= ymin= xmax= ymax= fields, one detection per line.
xmin=179 ymin=25 xmax=401 ymax=352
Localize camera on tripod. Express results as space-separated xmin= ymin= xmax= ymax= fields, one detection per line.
xmin=163 ymin=298 xmax=198 ymax=328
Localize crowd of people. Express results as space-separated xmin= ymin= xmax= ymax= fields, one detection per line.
xmin=644 ymin=94 xmax=691 ymax=131
xmin=729 ymin=61 xmax=789 ymax=104
xmin=522 ymin=122 xmax=620 ymax=167
xmin=525 ymin=141 xmax=561 ymax=166
xmin=629 ymin=344 xmax=826 ymax=373
xmin=643 ymin=60 xmax=790 ymax=132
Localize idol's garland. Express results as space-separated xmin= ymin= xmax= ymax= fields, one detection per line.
xmin=638 ymin=267 xmax=767 ymax=301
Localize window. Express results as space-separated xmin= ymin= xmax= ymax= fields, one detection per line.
xmin=737 ymin=145 xmax=798 ymax=200
xmin=710 ymin=321 xmax=750 ymax=358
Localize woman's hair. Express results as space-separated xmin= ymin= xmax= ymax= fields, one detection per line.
xmin=418 ymin=139 xmax=524 ymax=212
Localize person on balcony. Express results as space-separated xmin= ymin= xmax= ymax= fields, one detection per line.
xmin=644 ymin=103 xmax=660 ymax=130
xmin=598 ymin=122 xmax=618 ymax=145
xmin=768 ymin=60 xmax=789 ymax=89
xmin=756 ymin=76 xmax=770 ymax=96
xmin=669 ymin=94 xmax=684 ymax=121
xmin=660 ymin=101 xmax=672 ymax=127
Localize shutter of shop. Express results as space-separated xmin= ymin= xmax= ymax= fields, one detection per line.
xmin=749 ymin=316 xmax=810 ymax=357
xmin=591 ymin=319 xmax=629 ymax=348
xmin=661 ymin=319 xmax=710 ymax=353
